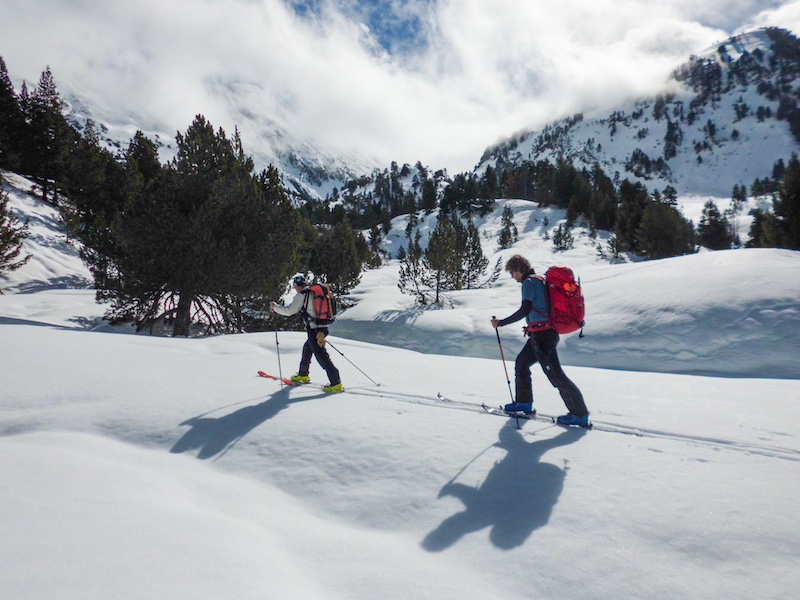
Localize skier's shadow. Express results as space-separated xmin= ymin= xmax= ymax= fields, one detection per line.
xmin=422 ymin=421 xmax=586 ymax=551
xmin=170 ymin=388 xmax=323 ymax=460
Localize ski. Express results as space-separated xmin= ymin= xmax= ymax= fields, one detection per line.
xmin=257 ymin=371 xmax=344 ymax=393
xmin=257 ymin=371 xmax=297 ymax=386
xmin=481 ymin=403 xmax=556 ymax=424
xmin=481 ymin=403 xmax=594 ymax=429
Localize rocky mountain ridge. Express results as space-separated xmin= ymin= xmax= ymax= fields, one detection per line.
xmin=477 ymin=28 xmax=800 ymax=198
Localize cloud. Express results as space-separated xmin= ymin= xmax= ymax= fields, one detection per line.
xmin=1 ymin=0 xmax=796 ymax=174
xmin=739 ymin=0 xmax=800 ymax=32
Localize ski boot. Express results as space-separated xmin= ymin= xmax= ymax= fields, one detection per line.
xmin=504 ymin=402 xmax=534 ymax=414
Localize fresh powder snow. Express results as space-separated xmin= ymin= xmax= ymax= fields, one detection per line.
xmin=1 ymin=173 xmax=799 ymax=600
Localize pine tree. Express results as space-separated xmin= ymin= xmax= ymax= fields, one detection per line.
xmin=552 ymin=223 xmax=574 ymax=250
xmin=588 ymin=163 xmax=617 ymax=231
xmin=635 ymin=202 xmax=695 ymax=259
xmin=731 ymin=183 xmax=747 ymax=209
xmin=308 ymin=219 xmax=363 ymax=296
xmin=565 ymin=171 xmax=593 ymax=226
xmin=498 ymin=204 xmax=518 ymax=249
xmin=405 ymin=209 xmax=418 ymax=238
xmin=605 ymin=234 xmax=625 ymax=261
xmin=462 ymin=218 xmax=489 ymax=289
xmin=424 ymin=214 xmax=460 ymax=303
xmin=89 ymin=117 xmax=304 ymax=335
xmin=0 ymin=179 xmax=31 ymax=280
xmin=0 ymin=56 xmax=25 ymax=171
xmin=775 ymin=154 xmax=800 ymax=249
xmin=397 ymin=230 xmax=429 ymax=304
xmin=615 ymin=180 xmax=650 ymax=252
xmin=746 ymin=154 xmax=800 ymax=249
xmin=480 ymin=165 xmax=498 ymax=199
xmin=367 ymin=225 xmax=383 ymax=268
xmin=697 ymin=200 xmax=734 ymax=250
xmin=26 ymin=66 xmax=75 ymax=202
xmin=380 ymin=204 xmax=392 ymax=234
xmin=746 ymin=208 xmax=780 ymax=247
xmin=60 ymin=121 xmax=124 ymax=240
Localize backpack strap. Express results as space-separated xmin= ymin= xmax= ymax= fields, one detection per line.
xmin=524 ymin=274 xmax=552 ymax=336
xmin=299 ymin=288 xmax=312 ymax=327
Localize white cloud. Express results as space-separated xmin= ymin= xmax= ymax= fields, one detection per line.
xmin=740 ymin=0 xmax=800 ymax=33
xmin=1 ymin=0 xmax=796 ymax=174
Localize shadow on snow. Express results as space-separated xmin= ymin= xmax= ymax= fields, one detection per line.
xmin=422 ymin=421 xmax=586 ymax=551
xmin=170 ymin=388 xmax=325 ymax=460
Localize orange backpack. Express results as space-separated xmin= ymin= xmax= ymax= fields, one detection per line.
xmin=302 ymin=283 xmax=337 ymax=326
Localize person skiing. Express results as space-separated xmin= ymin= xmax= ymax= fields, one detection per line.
xmin=490 ymin=255 xmax=589 ymax=426
xmin=270 ymin=275 xmax=343 ymax=393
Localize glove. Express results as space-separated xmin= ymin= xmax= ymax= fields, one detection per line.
xmin=316 ymin=331 xmax=327 ymax=348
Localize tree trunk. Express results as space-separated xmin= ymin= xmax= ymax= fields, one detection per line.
xmin=173 ymin=292 xmax=194 ymax=337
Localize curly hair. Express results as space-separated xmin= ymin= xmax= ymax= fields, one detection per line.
xmin=505 ymin=254 xmax=532 ymax=274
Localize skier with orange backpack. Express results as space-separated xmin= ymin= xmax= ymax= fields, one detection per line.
xmin=270 ymin=275 xmax=342 ymax=393
xmin=490 ymin=255 xmax=589 ymax=426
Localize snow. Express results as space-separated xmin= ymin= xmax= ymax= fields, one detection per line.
xmin=337 ymin=199 xmax=800 ymax=379
xmin=1 ymin=174 xmax=799 ymax=599
xmin=480 ymin=30 xmax=800 ymax=199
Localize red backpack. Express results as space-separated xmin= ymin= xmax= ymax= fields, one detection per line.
xmin=302 ymin=283 xmax=337 ymax=326
xmin=526 ymin=266 xmax=585 ymax=337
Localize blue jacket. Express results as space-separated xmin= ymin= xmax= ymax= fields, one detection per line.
xmin=497 ymin=270 xmax=550 ymax=328
xmin=522 ymin=274 xmax=549 ymax=325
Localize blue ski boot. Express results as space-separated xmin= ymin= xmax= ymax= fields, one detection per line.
xmin=556 ymin=413 xmax=589 ymax=427
xmin=504 ymin=402 xmax=534 ymax=414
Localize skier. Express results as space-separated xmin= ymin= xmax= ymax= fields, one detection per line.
xmin=490 ymin=255 xmax=589 ymax=426
xmin=270 ymin=275 xmax=343 ymax=393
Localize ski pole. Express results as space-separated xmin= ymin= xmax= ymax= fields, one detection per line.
xmin=273 ymin=313 xmax=284 ymax=388
xmin=493 ymin=316 xmax=519 ymax=428
xmin=325 ymin=339 xmax=380 ymax=386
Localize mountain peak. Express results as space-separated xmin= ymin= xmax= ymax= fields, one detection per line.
xmin=478 ymin=28 xmax=800 ymax=198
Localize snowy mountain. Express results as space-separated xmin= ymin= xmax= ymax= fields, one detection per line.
xmin=60 ymin=77 xmax=380 ymax=204
xmin=2 ymin=162 xmax=800 ymax=599
xmin=478 ymin=28 xmax=800 ymax=197
xmin=46 ymin=28 xmax=800 ymax=208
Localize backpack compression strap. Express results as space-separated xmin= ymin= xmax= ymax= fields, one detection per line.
xmin=524 ymin=275 xmax=552 ymax=334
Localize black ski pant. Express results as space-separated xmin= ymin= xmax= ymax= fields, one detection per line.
xmin=299 ymin=327 xmax=340 ymax=385
xmin=515 ymin=329 xmax=588 ymax=416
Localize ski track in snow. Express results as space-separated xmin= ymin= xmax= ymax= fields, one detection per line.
xmin=256 ymin=378 xmax=800 ymax=464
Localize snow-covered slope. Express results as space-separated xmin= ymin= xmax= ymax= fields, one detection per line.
xmin=0 ymin=171 xmax=91 ymax=293
xmin=335 ymin=199 xmax=800 ymax=379
xmin=479 ymin=29 xmax=800 ymax=197
xmin=3 ymin=172 xmax=798 ymax=378
xmin=2 ymin=184 xmax=800 ymax=599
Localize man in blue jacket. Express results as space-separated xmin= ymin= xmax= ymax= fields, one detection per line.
xmin=491 ymin=255 xmax=589 ymax=426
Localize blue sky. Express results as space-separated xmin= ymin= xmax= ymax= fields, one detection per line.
xmin=288 ymin=0 xmax=433 ymax=55
xmin=1 ymin=0 xmax=798 ymax=173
